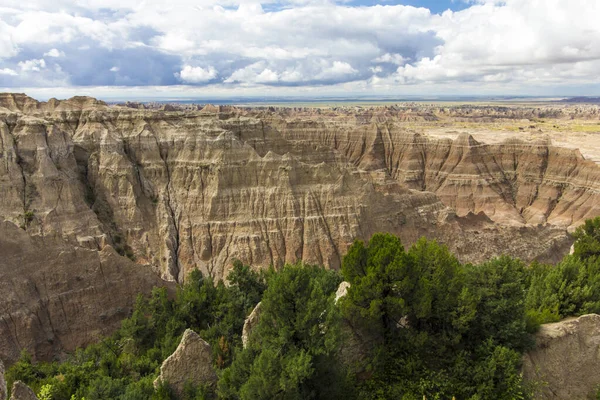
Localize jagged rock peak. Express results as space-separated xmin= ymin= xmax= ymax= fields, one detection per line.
xmin=242 ymin=302 xmax=262 ymax=348
xmin=0 ymin=93 xmax=40 ymax=112
xmin=453 ymin=132 xmax=479 ymax=147
xmin=52 ymin=95 xmax=107 ymax=110
xmin=0 ymin=92 xmax=106 ymax=113
xmin=154 ymin=329 xmax=217 ymax=397
xmin=200 ymin=104 xmax=220 ymax=113
xmin=523 ymin=314 xmax=600 ymax=399
xmin=8 ymin=382 xmax=38 ymax=400
xmin=335 ymin=281 xmax=351 ymax=303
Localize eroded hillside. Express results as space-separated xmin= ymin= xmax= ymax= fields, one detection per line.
xmin=1 ymin=93 xmax=600 ymax=362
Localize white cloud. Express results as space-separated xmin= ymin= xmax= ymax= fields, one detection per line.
xmin=225 ymin=62 xmax=265 ymax=84
xmin=1 ymin=0 xmax=600 ymax=94
xmin=225 ymin=60 xmax=359 ymax=85
xmin=178 ymin=65 xmax=218 ymax=83
xmin=18 ymin=58 xmax=46 ymax=72
xmin=316 ymin=61 xmax=358 ymax=80
xmin=406 ymin=0 xmax=600 ymax=85
xmin=0 ymin=68 xmax=17 ymax=76
xmin=0 ymin=20 xmax=18 ymax=59
xmin=373 ymin=53 xmax=406 ymax=65
xmin=255 ymin=68 xmax=279 ymax=83
xmin=43 ymin=48 xmax=64 ymax=57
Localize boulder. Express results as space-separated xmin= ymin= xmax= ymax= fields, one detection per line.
xmin=335 ymin=282 xmax=350 ymax=303
xmin=242 ymin=302 xmax=262 ymax=348
xmin=154 ymin=329 xmax=217 ymax=397
xmin=523 ymin=314 xmax=600 ymax=399
xmin=8 ymin=382 xmax=38 ymax=400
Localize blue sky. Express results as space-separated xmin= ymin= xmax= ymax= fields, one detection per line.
xmin=350 ymin=0 xmax=469 ymax=14
xmin=1 ymin=0 xmax=599 ymax=100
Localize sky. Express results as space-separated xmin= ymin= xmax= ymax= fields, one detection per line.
xmin=1 ymin=0 xmax=600 ymax=100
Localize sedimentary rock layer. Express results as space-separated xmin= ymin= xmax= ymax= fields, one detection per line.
xmin=0 ymin=221 xmax=167 ymax=364
xmin=2 ymin=93 xmax=599 ymax=362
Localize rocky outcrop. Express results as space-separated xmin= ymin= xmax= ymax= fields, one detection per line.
xmin=523 ymin=314 xmax=600 ymax=399
xmin=2 ymin=93 xmax=600 ymax=362
xmin=335 ymin=282 xmax=350 ymax=303
xmin=8 ymin=382 xmax=38 ymax=400
xmin=154 ymin=329 xmax=217 ymax=397
xmin=0 ymin=359 xmax=6 ymax=400
xmin=242 ymin=302 xmax=262 ymax=348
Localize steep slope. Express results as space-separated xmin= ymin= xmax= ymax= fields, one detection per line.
xmin=0 ymin=100 xmax=579 ymax=282
xmin=265 ymin=114 xmax=600 ymax=228
xmin=0 ymin=221 xmax=167 ymax=364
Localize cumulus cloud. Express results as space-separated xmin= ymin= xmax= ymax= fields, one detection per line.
xmin=0 ymin=0 xmax=599 ymax=95
xmin=18 ymin=59 xmax=46 ymax=72
xmin=44 ymin=48 xmax=65 ymax=57
xmin=373 ymin=53 xmax=407 ymax=66
xmin=0 ymin=21 xmax=18 ymax=59
xmin=178 ymin=65 xmax=218 ymax=83
xmin=0 ymin=68 xmax=18 ymax=76
xmin=316 ymin=61 xmax=358 ymax=80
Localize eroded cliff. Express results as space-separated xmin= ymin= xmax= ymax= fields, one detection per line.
xmin=1 ymin=93 xmax=599 ymax=363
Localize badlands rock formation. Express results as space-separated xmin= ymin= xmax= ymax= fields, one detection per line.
xmin=8 ymin=382 xmax=38 ymax=400
xmin=523 ymin=314 xmax=600 ymax=399
xmin=335 ymin=281 xmax=351 ymax=303
xmin=0 ymin=220 xmax=167 ymax=364
xmin=1 ymin=93 xmax=600 ymax=362
xmin=154 ymin=329 xmax=217 ymax=396
xmin=242 ymin=302 xmax=262 ymax=348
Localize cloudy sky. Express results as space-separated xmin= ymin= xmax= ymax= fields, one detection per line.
xmin=1 ymin=0 xmax=599 ymax=100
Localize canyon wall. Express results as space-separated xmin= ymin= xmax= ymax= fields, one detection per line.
xmin=2 ymin=93 xmax=599 ymax=362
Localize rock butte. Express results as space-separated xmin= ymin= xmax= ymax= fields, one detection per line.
xmin=8 ymin=382 xmax=38 ymax=400
xmin=2 ymin=92 xmax=600 ymax=362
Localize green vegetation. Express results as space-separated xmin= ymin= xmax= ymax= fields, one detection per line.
xmin=526 ymin=218 xmax=600 ymax=325
xmin=338 ymin=236 xmax=530 ymax=399
xmin=113 ymin=234 xmax=137 ymax=261
xmin=8 ymin=217 xmax=600 ymax=400
xmin=219 ymin=263 xmax=348 ymax=399
xmin=6 ymin=262 xmax=267 ymax=400
xmin=20 ymin=210 xmax=35 ymax=229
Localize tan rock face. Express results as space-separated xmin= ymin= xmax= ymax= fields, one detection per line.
xmin=154 ymin=329 xmax=217 ymax=397
xmin=0 ymin=95 xmax=587 ymax=281
xmin=2 ymin=94 xmax=600 ymax=362
xmin=523 ymin=314 xmax=600 ymax=399
xmin=242 ymin=302 xmax=262 ymax=348
xmin=8 ymin=382 xmax=38 ymax=400
xmin=335 ymin=281 xmax=350 ymax=303
xmin=0 ymin=221 xmax=168 ymax=364
xmin=0 ymin=359 xmax=6 ymax=400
